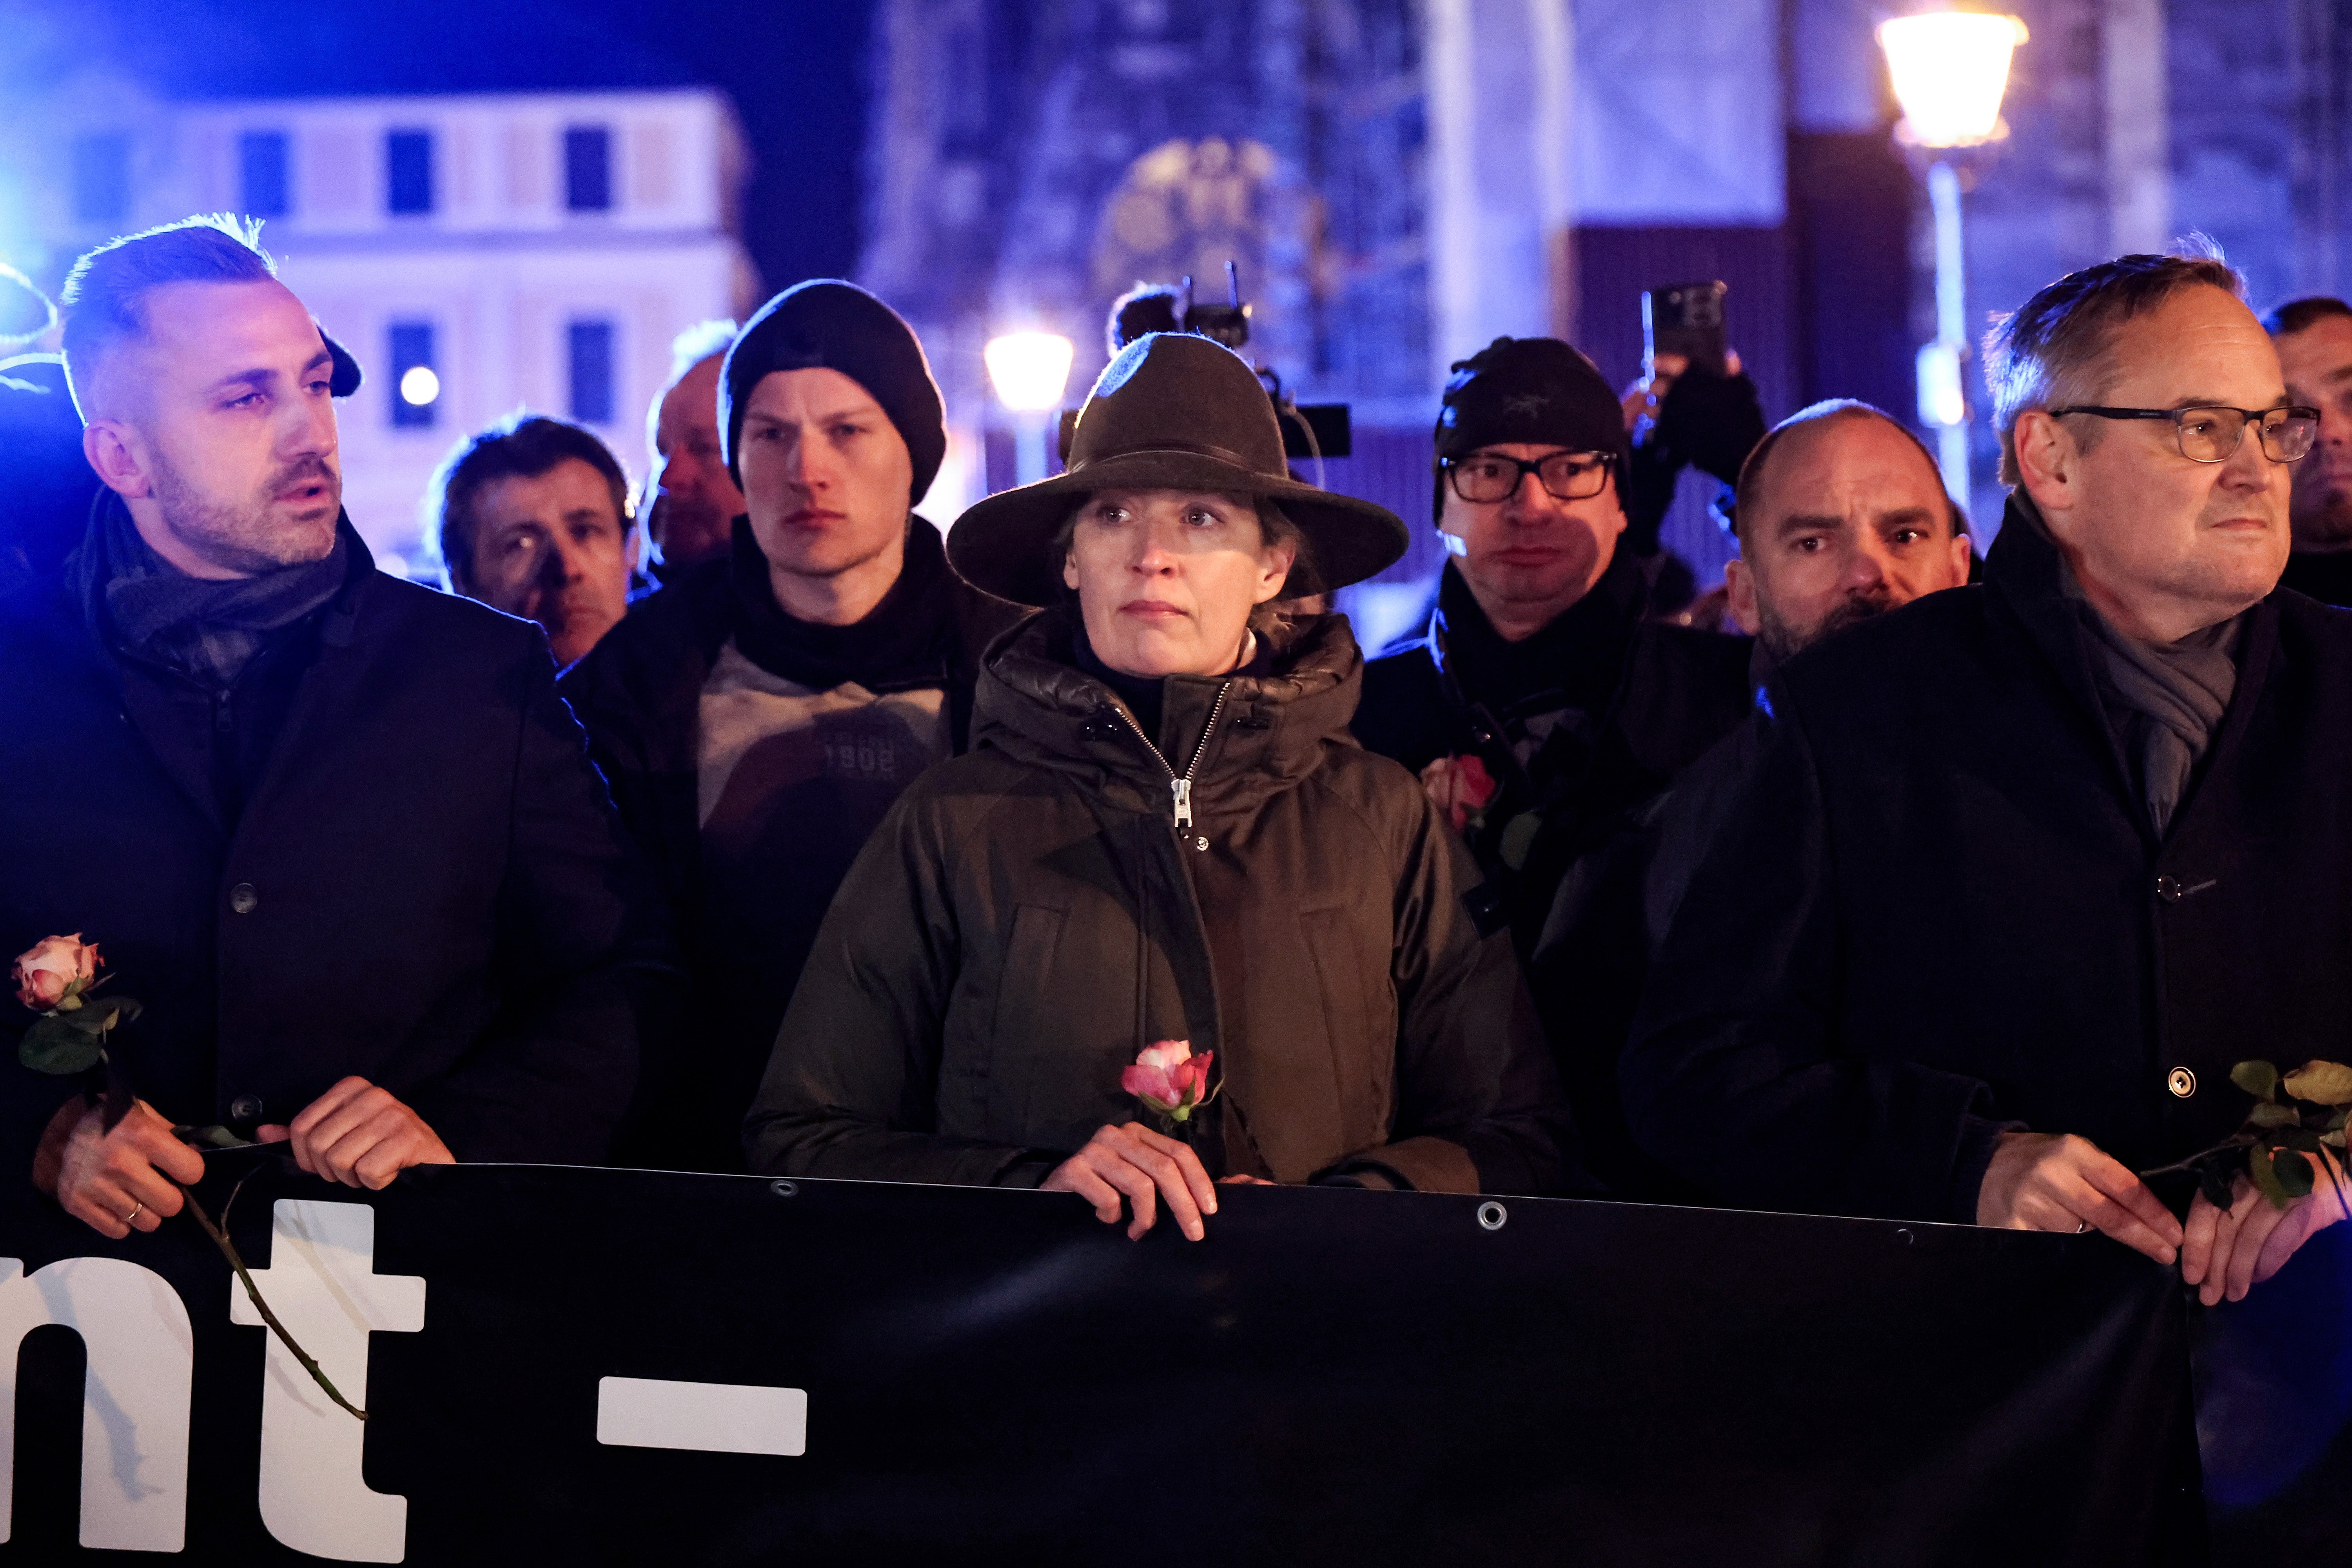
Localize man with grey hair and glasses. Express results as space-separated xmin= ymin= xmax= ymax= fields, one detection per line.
xmin=1626 ymin=247 xmax=2345 ymax=1305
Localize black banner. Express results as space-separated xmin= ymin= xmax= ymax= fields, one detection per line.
xmin=0 ymin=1157 xmax=2260 ymax=1565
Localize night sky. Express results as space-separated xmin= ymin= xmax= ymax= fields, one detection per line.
xmin=0 ymin=0 xmax=875 ymax=290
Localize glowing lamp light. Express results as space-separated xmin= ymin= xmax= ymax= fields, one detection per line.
xmin=398 ymin=365 xmax=441 ymax=406
xmin=1877 ymin=10 xmax=2029 ymax=149
xmin=984 ymin=332 xmax=1075 ymax=414
xmin=1916 ymin=341 xmax=1967 ymax=428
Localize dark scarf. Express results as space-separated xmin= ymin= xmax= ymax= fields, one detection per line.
xmin=1435 ymin=550 xmax=1643 ymax=734
xmin=727 ymin=513 xmax=960 ymax=693
xmin=72 ymin=490 xmax=348 ymax=690
xmin=2032 ymin=507 xmax=2243 ymax=837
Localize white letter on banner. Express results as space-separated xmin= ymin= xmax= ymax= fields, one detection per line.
xmin=596 ymin=1377 xmax=809 ymax=1456
xmin=0 ymin=1255 xmax=194 ymax=1552
xmin=232 ymin=1200 xmax=425 ymax=1563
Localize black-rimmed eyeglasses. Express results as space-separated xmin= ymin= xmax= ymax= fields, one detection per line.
xmin=2046 ymin=404 xmax=2320 ymax=464
xmin=1440 ymin=450 xmax=1615 ymax=505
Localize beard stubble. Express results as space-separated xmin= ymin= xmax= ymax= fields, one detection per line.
xmin=150 ymin=447 xmax=341 ymax=574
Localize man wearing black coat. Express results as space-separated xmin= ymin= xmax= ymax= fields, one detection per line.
xmin=2265 ymin=295 xmax=2352 ymax=606
xmin=560 ymin=281 xmax=1024 ymax=1173
xmin=1352 ymin=336 xmax=1751 ymax=1195
xmin=1627 ymin=251 xmax=2349 ymax=1304
xmin=4 ymin=216 xmax=662 ymax=1239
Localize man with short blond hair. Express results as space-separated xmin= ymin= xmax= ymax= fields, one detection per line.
xmin=1629 ymin=249 xmax=2346 ymax=1302
xmin=2 ymin=215 xmax=664 ymax=1238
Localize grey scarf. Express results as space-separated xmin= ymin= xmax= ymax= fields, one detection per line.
xmin=72 ymin=492 xmax=348 ymax=690
xmin=2054 ymin=552 xmax=2242 ymax=837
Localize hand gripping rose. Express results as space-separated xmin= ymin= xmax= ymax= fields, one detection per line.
xmin=1122 ymin=1040 xmax=1218 ymax=1129
xmin=13 ymin=933 xmax=365 ymax=1419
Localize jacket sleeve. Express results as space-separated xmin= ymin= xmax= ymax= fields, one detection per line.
xmin=1325 ymin=791 xmax=1583 ymax=1196
xmin=1621 ymin=683 xmax=2004 ymax=1223
xmin=743 ymin=788 xmax=1043 ymax=1185
xmin=405 ymin=646 xmax=674 ymax=1163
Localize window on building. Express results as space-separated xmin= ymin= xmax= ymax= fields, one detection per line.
xmin=389 ymin=321 xmax=439 ymax=428
xmin=564 ymin=126 xmax=612 ymax=212
xmin=71 ymin=133 xmax=131 ymax=226
xmin=386 ymin=129 xmax=434 ymax=215
xmin=240 ymin=131 xmax=291 ymax=219
xmin=568 ymin=319 xmax=615 ymax=425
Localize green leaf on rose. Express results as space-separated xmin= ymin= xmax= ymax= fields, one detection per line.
xmin=2276 ymin=1146 xmax=2316 ymax=1200
xmin=19 ymin=1014 xmax=105 ymax=1074
xmin=2249 ymin=1143 xmax=2292 ymax=1208
xmin=2231 ymin=1060 xmax=2281 ymax=1100
xmin=2283 ymin=1060 xmax=2352 ymax=1106
xmin=2248 ymin=1102 xmax=2302 ymax=1129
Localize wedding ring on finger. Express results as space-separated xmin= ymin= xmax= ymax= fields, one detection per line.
xmin=121 ymin=1201 xmax=143 ymax=1225
xmin=2074 ymin=1219 xmax=2090 ymax=1234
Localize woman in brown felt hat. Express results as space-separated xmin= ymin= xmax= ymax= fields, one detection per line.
xmin=744 ymin=332 xmax=1579 ymax=1236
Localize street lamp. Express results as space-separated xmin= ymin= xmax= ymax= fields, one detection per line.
xmin=1877 ymin=7 xmax=2028 ymax=517
xmin=984 ymin=330 xmax=1076 ymax=488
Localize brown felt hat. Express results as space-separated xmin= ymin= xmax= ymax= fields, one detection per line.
xmin=946 ymin=332 xmax=1409 ymax=607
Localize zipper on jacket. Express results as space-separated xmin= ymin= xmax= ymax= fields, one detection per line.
xmin=1112 ymin=681 xmax=1232 ymax=832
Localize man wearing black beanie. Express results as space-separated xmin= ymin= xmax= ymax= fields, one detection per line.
xmin=561 ymin=280 xmax=1024 ymax=1173
xmin=1352 ymin=335 xmax=1751 ymax=1199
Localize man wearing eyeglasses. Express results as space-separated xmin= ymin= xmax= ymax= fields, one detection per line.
xmin=2263 ymin=296 xmax=2352 ymax=606
xmin=1353 ymin=336 xmax=1752 ymax=1192
xmin=1626 ymin=250 xmax=2346 ymax=1301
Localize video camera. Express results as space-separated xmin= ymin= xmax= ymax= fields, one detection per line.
xmin=1061 ymin=261 xmax=1351 ymax=464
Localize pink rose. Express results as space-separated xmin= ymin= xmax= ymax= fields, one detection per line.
xmin=1122 ymin=1039 xmax=1216 ymax=1121
xmin=13 ymin=933 xmax=100 ymax=1013
xmin=1419 ymin=753 xmax=1499 ymax=834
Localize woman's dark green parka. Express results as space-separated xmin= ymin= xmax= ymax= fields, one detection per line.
xmin=744 ymin=608 xmax=1577 ymax=1194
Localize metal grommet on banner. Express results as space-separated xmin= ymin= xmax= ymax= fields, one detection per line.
xmin=769 ymin=1179 xmax=799 ymax=1199
xmin=1476 ymin=1201 xmax=1507 ymax=1232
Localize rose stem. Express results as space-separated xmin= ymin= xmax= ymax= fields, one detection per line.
xmin=177 ymin=1175 xmax=368 ymax=1422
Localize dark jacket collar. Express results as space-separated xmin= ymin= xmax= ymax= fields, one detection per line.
xmin=1425 ymin=548 xmax=1648 ymax=723
xmin=725 ymin=511 xmax=962 ymax=694
xmin=973 ymin=606 xmax=1363 ymax=818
